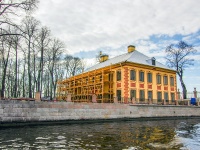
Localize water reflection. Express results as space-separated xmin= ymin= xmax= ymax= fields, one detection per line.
xmin=0 ymin=118 xmax=200 ymax=149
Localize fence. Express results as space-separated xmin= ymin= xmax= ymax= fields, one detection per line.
xmin=178 ymin=88 xmax=200 ymax=100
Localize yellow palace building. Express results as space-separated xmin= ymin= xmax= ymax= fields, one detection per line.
xmin=57 ymin=45 xmax=177 ymax=104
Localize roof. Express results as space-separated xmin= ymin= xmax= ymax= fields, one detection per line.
xmin=85 ymin=50 xmax=174 ymax=72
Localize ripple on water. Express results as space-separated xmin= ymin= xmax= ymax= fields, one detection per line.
xmin=75 ymin=138 xmax=81 ymax=141
xmin=0 ymin=146 xmax=6 ymax=149
xmin=52 ymin=133 xmax=59 ymax=135
xmin=49 ymin=140 xmax=67 ymax=145
xmin=88 ymin=134 xmax=93 ymax=137
xmin=49 ymin=143 xmax=66 ymax=148
xmin=68 ymin=142 xmax=81 ymax=147
xmin=12 ymin=143 xmax=22 ymax=148
xmin=58 ymin=140 xmax=67 ymax=144
xmin=36 ymin=145 xmax=48 ymax=149
xmin=57 ymin=136 xmax=66 ymax=139
xmin=35 ymin=141 xmax=48 ymax=144
xmin=36 ymin=137 xmax=51 ymax=140
xmin=23 ymin=142 xmax=30 ymax=146
xmin=123 ymin=146 xmax=141 ymax=150
xmin=7 ymin=144 xmax=13 ymax=147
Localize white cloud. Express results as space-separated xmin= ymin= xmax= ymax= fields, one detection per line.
xmin=195 ymin=46 xmax=200 ymax=53
xmin=34 ymin=0 xmax=200 ymax=54
xmin=187 ymin=55 xmax=200 ymax=61
xmin=187 ymin=67 xmax=200 ymax=70
xmin=83 ymin=58 xmax=96 ymax=68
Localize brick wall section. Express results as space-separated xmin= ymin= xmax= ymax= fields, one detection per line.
xmin=1 ymin=100 xmax=200 ymax=123
xmin=124 ymin=67 xmax=129 ymax=102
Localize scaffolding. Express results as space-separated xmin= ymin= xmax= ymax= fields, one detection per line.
xmin=57 ymin=69 xmax=114 ymax=103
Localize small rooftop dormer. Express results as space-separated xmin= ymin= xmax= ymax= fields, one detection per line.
xmin=152 ymin=57 xmax=156 ymax=66
xmin=128 ymin=45 xmax=136 ymax=53
xmin=146 ymin=57 xmax=156 ymax=66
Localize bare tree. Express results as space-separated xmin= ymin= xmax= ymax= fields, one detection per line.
xmin=5 ymin=59 xmax=14 ymax=97
xmin=0 ymin=0 xmax=38 ymax=36
xmin=69 ymin=57 xmax=84 ymax=76
xmin=20 ymin=51 xmax=27 ymax=97
xmin=165 ymin=41 xmax=196 ymax=99
xmin=46 ymin=38 xmax=64 ymax=99
xmin=35 ymin=26 xmax=51 ymax=93
xmin=10 ymin=28 xmax=22 ymax=97
xmin=0 ymin=34 xmax=13 ymax=98
xmin=64 ymin=55 xmax=85 ymax=78
xmin=64 ymin=55 xmax=73 ymax=78
xmin=21 ymin=16 xmax=40 ymax=98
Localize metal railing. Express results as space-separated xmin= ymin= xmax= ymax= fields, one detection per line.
xmin=178 ymin=91 xmax=200 ymax=99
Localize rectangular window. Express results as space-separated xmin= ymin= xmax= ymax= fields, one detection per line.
xmin=157 ymin=74 xmax=161 ymax=84
xmin=130 ymin=90 xmax=136 ymax=99
xmin=117 ymin=70 xmax=121 ymax=81
xmin=164 ymin=76 xmax=168 ymax=85
xmin=171 ymin=93 xmax=175 ymax=101
xmin=170 ymin=77 xmax=174 ymax=86
xmin=147 ymin=72 xmax=152 ymax=83
xmin=164 ymin=92 xmax=168 ymax=101
xmin=148 ymin=91 xmax=152 ymax=100
xmin=139 ymin=90 xmax=145 ymax=101
xmin=130 ymin=70 xmax=136 ymax=81
xmin=139 ymin=71 xmax=144 ymax=82
xmin=157 ymin=92 xmax=162 ymax=102
xmin=117 ymin=90 xmax=121 ymax=101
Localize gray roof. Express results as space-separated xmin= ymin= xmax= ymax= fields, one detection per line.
xmin=85 ymin=50 xmax=173 ymax=72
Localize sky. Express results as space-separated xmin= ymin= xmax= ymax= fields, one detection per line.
xmin=33 ymin=0 xmax=200 ymax=93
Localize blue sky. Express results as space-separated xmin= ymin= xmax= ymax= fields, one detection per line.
xmin=34 ymin=0 xmax=200 ymax=92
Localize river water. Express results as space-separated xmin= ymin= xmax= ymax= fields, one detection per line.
xmin=0 ymin=118 xmax=200 ymax=150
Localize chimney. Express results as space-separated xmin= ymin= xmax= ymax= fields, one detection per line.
xmin=99 ymin=51 xmax=102 ymax=56
xmin=100 ymin=54 xmax=109 ymax=63
xmin=128 ymin=45 xmax=135 ymax=53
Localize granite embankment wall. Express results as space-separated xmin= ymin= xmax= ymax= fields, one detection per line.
xmin=0 ymin=100 xmax=200 ymax=124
